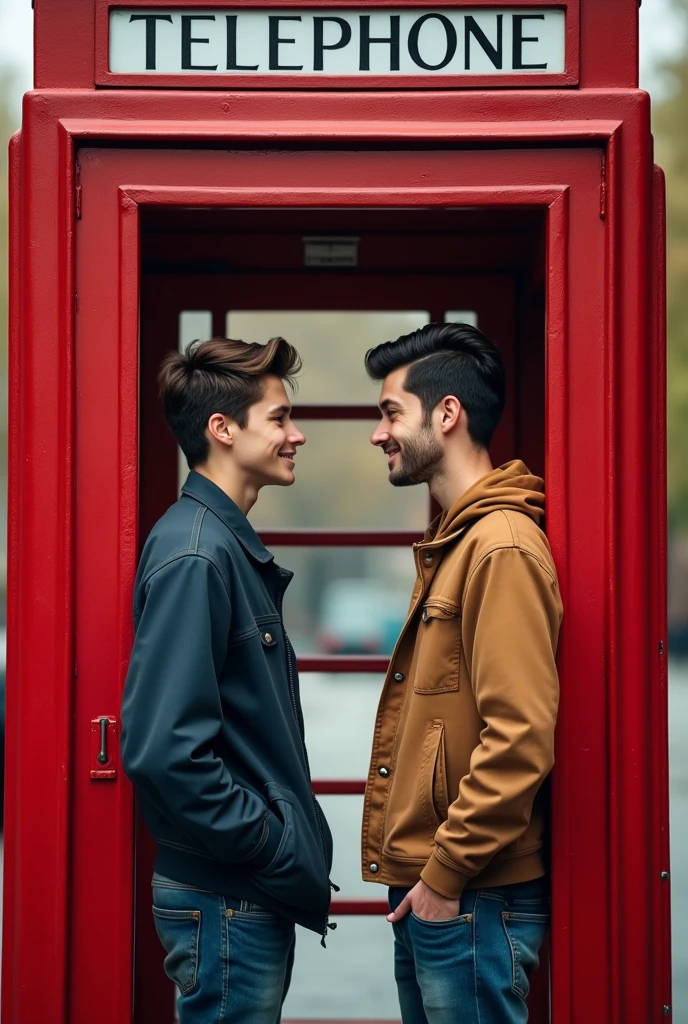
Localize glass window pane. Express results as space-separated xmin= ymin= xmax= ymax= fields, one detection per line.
xmin=299 ymin=673 xmax=385 ymax=780
xmin=249 ymin=419 xmax=431 ymax=531
xmin=283 ymin=916 xmax=397 ymax=1019
xmin=178 ymin=310 xmax=212 ymax=350
xmin=226 ymin=310 xmax=429 ymax=403
xmin=445 ymin=309 xmax=478 ymax=327
xmin=271 ymin=546 xmax=417 ymax=656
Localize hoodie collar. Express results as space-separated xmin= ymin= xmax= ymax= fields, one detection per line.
xmin=418 ymin=460 xmax=545 ymax=549
xmin=181 ymin=471 xmax=274 ymax=565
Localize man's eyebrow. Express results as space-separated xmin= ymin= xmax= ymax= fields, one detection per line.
xmin=380 ymin=397 xmax=402 ymax=412
xmin=269 ymin=404 xmax=292 ymax=415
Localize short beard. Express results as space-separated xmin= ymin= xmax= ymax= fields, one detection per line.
xmin=389 ymin=426 xmax=443 ymax=487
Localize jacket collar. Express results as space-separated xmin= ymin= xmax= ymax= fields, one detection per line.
xmin=181 ymin=471 xmax=274 ymax=565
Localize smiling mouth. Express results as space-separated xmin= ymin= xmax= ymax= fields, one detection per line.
xmin=385 ymin=447 xmax=401 ymax=461
xmin=279 ymin=453 xmax=296 ymax=464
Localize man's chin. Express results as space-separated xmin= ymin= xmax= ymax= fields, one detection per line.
xmin=389 ymin=469 xmax=416 ymax=488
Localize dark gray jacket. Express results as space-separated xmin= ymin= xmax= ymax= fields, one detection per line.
xmin=120 ymin=472 xmax=334 ymax=938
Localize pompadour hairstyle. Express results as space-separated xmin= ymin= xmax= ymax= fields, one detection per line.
xmin=365 ymin=322 xmax=506 ymax=449
xmin=158 ymin=336 xmax=301 ymax=468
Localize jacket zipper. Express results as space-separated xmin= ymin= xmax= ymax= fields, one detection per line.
xmin=277 ymin=575 xmax=339 ymax=945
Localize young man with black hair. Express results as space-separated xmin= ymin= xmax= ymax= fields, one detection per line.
xmin=121 ymin=337 xmax=335 ymax=1024
xmin=361 ymin=322 xmax=562 ymax=1024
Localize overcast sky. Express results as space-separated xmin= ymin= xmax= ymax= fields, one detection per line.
xmin=0 ymin=0 xmax=685 ymax=113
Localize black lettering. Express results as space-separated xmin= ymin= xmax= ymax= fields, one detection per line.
xmin=464 ymin=15 xmax=503 ymax=70
xmin=512 ymin=14 xmax=547 ymax=70
xmin=408 ymin=13 xmax=457 ymax=71
xmin=129 ymin=14 xmax=173 ymax=71
xmin=360 ymin=15 xmax=400 ymax=72
xmin=268 ymin=16 xmax=304 ymax=71
xmin=226 ymin=15 xmax=259 ymax=70
xmin=313 ymin=17 xmax=352 ymax=72
xmin=181 ymin=15 xmax=218 ymax=71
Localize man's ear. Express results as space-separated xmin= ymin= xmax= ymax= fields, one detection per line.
xmin=207 ymin=413 xmax=234 ymax=449
xmin=439 ymin=395 xmax=462 ymax=434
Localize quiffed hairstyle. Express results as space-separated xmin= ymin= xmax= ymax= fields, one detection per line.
xmin=158 ymin=336 xmax=302 ymax=468
xmin=365 ymin=322 xmax=506 ymax=449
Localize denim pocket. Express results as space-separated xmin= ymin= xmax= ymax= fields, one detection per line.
xmin=152 ymin=905 xmax=201 ymax=995
xmin=501 ymin=910 xmax=549 ymax=1000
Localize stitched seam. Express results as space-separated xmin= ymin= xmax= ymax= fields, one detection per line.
xmin=465 ymin=545 xmax=557 ymax=593
xmin=474 ymin=893 xmax=483 ymax=1024
xmin=243 ymin=812 xmax=270 ymax=863
xmin=227 ymin=627 xmax=260 ymax=648
xmin=142 ymin=550 xmax=230 ymax=595
xmin=220 ymin=895 xmax=229 ymax=1020
xmin=500 ymin=509 xmax=519 ymax=546
xmin=189 ymin=505 xmax=205 ymax=553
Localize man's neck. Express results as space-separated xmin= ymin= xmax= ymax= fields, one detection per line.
xmin=194 ymin=462 xmax=259 ymax=516
xmin=429 ymin=447 xmax=494 ymax=512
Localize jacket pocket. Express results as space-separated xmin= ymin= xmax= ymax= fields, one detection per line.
xmin=252 ymin=783 xmax=331 ymax=918
xmin=420 ymin=719 xmax=450 ymax=831
xmin=413 ymin=601 xmax=461 ymax=693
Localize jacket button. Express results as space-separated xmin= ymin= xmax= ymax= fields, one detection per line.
xmin=423 ymin=553 xmax=433 ymax=565
xmin=393 ymin=672 xmax=405 ymax=682
xmin=369 ymin=863 xmax=379 ymax=873
xmin=264 ymin=633 xmax=273 ymax=643
xmin=422 ymin=607 xmax=429 ymax=623
xmin=378 ymin=766 xmax=390 ymax=777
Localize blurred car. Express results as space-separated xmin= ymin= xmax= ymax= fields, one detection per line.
xmin=317 ymin=579 xmax=407 ymax=656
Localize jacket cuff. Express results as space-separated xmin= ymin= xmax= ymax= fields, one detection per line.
xmin=420 ymin=850 xmax=472 ymax=900
xmin=248 ymin=811 xmax=284 ymax=871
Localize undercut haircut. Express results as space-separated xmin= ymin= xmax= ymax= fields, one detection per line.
xmin=158 ymin=336 xmax=302 ymax=468
xmin=365 ymin=322 xmax=506 ymax=450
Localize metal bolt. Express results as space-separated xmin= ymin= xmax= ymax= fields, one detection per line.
xmin=393 ymin=672 xmax=405 ymax=682
xmin=423 ymin=553 xmax=433 ymax=565
xmin=369 ymin=863 xmax=379 ymax=874
xmin=378 ymin=766 xmax=390 ymax=778
xmin=663 ymin=1006 xmax=671 ymax=1016
xmin=661 ymin=871 xmax=670 ymax=881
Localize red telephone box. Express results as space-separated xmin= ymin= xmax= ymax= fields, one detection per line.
xmin=3 ymin=1 xmax=671 ymax=1022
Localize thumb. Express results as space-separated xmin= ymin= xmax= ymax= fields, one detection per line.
xmin=387 ymin=894 xmax=411 ymax=923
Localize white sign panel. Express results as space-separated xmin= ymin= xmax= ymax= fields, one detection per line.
xmin=109 ymin=8 xmax=566 ymax=76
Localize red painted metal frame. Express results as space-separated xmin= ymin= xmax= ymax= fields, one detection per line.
xmin=95 ymin=0 xmax=580 ymax=90
xmin=4 ymin=85 xmax=666 ymax=1024
xmin=650 ymin=166 xmax=671 ymax=1017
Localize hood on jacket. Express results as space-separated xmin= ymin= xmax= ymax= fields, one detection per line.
xmin=429 ymin=460 xmax=545 ymax=544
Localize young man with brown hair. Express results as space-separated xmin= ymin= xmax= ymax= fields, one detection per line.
xmin=361 ymin=322 xmax=562 ymax=1024
xmin=121 ymin=337 xmax=335 ymax=1024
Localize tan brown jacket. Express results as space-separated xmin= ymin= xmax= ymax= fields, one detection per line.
xmin=361 ymin=461 xmax=562 ymax=899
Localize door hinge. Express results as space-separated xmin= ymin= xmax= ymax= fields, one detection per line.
xmin=75 ymin=160 xmax=82 ymax=220
xmin=599 ymin=152 xmax=607 ymax=220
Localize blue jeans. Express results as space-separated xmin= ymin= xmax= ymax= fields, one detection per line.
xmin=390 ymin=878 xmax=549 ymax=1024
xmin=151 ymin=873 xmax=296 ymax=1024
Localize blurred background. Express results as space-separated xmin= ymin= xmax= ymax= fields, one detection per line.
xmin=1 ymin=0 xmax=688 ymax=1018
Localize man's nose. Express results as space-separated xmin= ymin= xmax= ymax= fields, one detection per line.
xmin=371 ymin=425 xmax=389 ymax=447
xmin=291 ymin=426 xmax=306 ymax=447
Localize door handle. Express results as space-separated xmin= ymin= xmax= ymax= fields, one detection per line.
xmin=90 ymin=716 xmax=118 ymax=780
